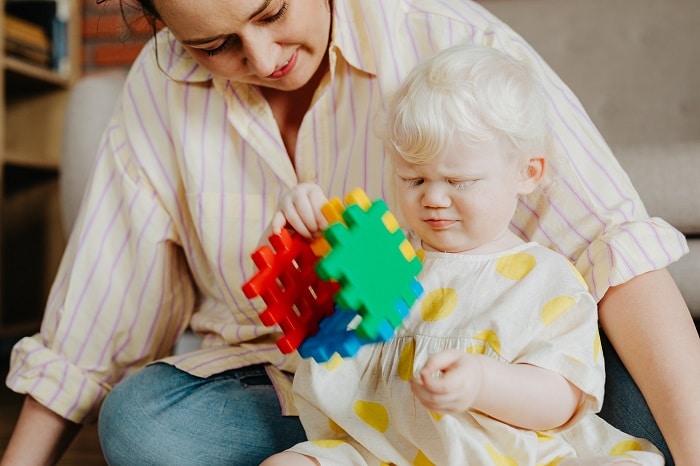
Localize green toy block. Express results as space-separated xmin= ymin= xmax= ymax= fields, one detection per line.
xmin=315 ymin=188 xmax=423 ymax=341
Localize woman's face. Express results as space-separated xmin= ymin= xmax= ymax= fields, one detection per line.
xmin=153 ymin=0 xmax=331 ymax=91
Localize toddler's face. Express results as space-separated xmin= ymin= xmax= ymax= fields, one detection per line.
xmin=394 ymin=136 xmax=531 ymax=254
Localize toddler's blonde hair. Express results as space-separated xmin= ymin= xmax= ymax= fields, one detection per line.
xmin=386 ymin=45 xmax=552 ymax=166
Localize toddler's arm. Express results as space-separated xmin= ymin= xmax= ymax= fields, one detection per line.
xmin=410 ymin=349 xmax=582 ymax=431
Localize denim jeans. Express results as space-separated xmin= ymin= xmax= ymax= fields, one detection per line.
xmin=599 ymin=329 xmax=672 ymax=465
xmin=99 ymin=338 xmax=672 ymax=465
xmin=98 ymin=363 xmax=306 ymax=465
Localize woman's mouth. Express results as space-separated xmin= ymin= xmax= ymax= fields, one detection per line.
xmin=267 ymin=51 xmax=298 ymax=79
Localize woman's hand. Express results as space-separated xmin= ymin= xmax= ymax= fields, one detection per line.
xmin=410 ymin=349 xmax=484 ymax=415
xmin=270 ymin=183 xmax=329 ymax=238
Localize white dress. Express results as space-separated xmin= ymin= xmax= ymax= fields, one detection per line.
xmin=289 ymin=243 xmax=664 ymax=465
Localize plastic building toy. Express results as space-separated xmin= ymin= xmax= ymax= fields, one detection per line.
xmin=241 ymin=228 xmax=339 ymax=354
xmin=242 ymin=188 xmax=423 ymax=362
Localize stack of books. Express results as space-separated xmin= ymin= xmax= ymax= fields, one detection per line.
xmin=3 ymin=0 xmax=69 ymax=72
xmin=4 ymin=12 xmax=52 ymax=67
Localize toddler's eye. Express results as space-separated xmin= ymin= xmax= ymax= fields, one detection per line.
xmin=452 ymin=180 xmax=476 ymax=190
xmin=403 ymin=178 xmax=424 ymax=187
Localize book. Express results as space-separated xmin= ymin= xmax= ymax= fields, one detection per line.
xmin=4 ymin=0 xmax=70 ymax=72
xmin=4 ymin=13 xmax=51 ymax=51
xmin=4 ymin=13 xmax=52 ymax=66
xmin=5 ymin=38 xmax=52 ymax=67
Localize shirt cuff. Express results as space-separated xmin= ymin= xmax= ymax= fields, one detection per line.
xmin=575 ymin=217 xmax=689 ymax=302
xmin=6 ymin=335 xmax=110 ymax=423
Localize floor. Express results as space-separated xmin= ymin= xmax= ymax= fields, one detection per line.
xmin=0 ymin=337 xmax=107 ymax=465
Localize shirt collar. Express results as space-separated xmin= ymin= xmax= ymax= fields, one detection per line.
xmin=153 ymin=1 xmax=377 ymax=85
xmin=329 ymin=0 xmax=378 ymax=77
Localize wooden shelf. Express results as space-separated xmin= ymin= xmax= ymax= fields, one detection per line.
xmin=4 ymin=55 xmax=72 ymax=86
xmin=0 ymin=0 xmax=81 ymax=336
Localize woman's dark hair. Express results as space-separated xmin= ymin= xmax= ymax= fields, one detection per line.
xmin=96 ymin=0 xmax=161 ymax=38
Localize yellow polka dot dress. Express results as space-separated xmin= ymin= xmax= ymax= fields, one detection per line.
xmin=289 ymin=243 xmax=664 ymax=465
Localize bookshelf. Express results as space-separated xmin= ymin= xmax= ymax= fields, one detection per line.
xmin=0 ymin=0 xmax=81 ymax=336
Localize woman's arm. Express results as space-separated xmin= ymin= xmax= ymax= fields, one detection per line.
xmin=410 ymin=349 xmax=582 ymax=431
xmin=0 ymin=396 xmax=81 ymax=465
xmin=598 ymin=268 xmax=700 ymax=465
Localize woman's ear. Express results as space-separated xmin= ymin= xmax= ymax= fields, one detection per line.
xmin=518 ymin=156 xmax=546 ymax=195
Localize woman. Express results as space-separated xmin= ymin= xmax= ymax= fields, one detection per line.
xmin=2 ymin=0 xmax=698 ymax=464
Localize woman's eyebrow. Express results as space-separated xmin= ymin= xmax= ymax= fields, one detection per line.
xmin=248 ymin=0 xmax=274 ymax=20
xmin=180 ymin=0 xmax=273 ymax=46
xmin=181 ymin=34 xmax=230 ymax=46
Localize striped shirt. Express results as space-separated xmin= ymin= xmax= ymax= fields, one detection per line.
xmin=7 ymin=0 xmax=687 ymax=423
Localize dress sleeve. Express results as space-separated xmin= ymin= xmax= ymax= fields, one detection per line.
xmin=6 ymin=61 xmax=196 ymax=424
xmin=513 ymin=251 xmax=605 ymax=430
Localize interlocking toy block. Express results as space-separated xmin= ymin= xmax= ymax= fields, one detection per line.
xmin=241 ymin=228 xmax=339 ymax=354
xmin=297 ymin=189 xmax=423 ymax=361
xmin=243 ymin=188 xmax=423 ymax=362
xmin=297 ymin=306 xmax=371 ymax=362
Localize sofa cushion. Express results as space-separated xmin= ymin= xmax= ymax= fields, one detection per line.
xmin=614 ymin=141 xmax=700 ymax=235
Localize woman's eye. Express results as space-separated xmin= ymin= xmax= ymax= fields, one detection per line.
xmin=201 ymin=2 xmax=287 ymax=57
xmin=263 ymin=2 xmax=289 ymax=23
xmin=203 ymin=37 xmax=236 ymax=57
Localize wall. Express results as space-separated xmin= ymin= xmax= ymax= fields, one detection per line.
xmin=81 ymin=0 xmax=152 ymax=72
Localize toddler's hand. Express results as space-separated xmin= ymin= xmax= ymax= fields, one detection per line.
xmin=271 ymin=183 xmax=329 ymax=238
xmin=410 ymin=349 xmax=484 ymax=415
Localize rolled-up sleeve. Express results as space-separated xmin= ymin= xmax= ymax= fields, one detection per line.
xmin=6 ymin=75 xmax=196 ymax=424
xmin=576 ymin=217 xmax=687 ymax=302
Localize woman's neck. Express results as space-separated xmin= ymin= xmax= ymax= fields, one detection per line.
xmin=262 ymin=56 xmax=329 ymax=162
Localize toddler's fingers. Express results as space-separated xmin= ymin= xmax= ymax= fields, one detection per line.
xmin=420 ymin=350 xmax=461 ymax=376
xmin=308 ymin=189 xmax=330 ymax=230
xmin=285 ymin=209 xmax=313 ymax=238
xmin=270 ymin=211 xmax=287 ymax=234
xmin=293 ymin=198 xmax=324 ymax=235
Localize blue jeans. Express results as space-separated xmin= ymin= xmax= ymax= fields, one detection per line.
xmin=99 ymin=338 xmax=672 ymax=465
xmin=98 ymin=363 xmax=306 ymax=465
xmin=599 ymin=330 xmax=672 ymax=464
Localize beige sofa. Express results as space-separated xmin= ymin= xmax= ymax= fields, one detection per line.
xmin=61 ymin=0 xmax=700 ymax=321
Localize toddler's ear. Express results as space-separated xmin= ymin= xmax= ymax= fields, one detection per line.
xmin=518 ymin=156 xmax=546 ymax=194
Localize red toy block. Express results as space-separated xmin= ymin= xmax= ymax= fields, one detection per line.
xmin=242 ymin=228 xmax=339 ymax=354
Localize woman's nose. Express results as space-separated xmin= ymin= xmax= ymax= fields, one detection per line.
xmin=241 ymin=34 xmax=276 ymax=77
